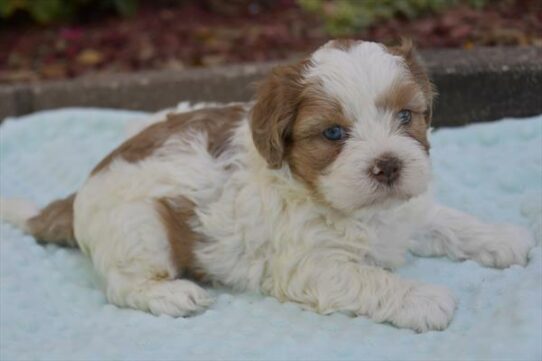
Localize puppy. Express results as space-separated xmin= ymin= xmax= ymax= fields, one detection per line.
xmin=1 ymin=39 xmax=534 ymax=332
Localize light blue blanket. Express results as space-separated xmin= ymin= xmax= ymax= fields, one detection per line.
xmin=1 ymin=108 xmax=541 ymax=361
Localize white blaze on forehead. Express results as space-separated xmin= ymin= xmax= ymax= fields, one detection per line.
xmin=304 ymin=41 xmax=408 ymax=121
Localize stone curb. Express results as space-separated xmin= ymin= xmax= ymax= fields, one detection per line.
xmin=1 ymin=47 xmax=540 ymax=126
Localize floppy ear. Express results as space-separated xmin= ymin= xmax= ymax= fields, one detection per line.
xmin=250 ymin=61 xmax=306 ymax=168
xmin=390 ymin=38 xmax=436 ymax=125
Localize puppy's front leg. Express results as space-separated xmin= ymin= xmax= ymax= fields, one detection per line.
xmin=273 ymin=254 xmax=456 ymax=332
xmin=411 ymin=205 xmax=535 ymax=268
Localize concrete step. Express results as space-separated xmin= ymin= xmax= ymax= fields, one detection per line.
xmin=1 ymin=46 xmax=540 ymax=126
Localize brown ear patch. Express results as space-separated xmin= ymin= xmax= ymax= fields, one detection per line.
xmin=250 ymin=60 xmax=309 ymax=168
xmin=92 ymin=105 xmax=245 ymax=175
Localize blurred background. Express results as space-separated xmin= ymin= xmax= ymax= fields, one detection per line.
xmin=0 ymin=0 xmax=540 ymax=84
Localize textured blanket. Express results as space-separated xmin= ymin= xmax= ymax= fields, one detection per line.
xmin=1 ymin=108 xmax=541 ymax=361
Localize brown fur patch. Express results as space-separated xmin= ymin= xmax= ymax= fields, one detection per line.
xmin=92 ymin=105 xmax=245 ymax=175
xmin=155 ymin=195 xmax=205 ymax=280
xmin=250 ymin=55 xmax=350 ymax=186
xmin=27 ymin=194 xmax=77 ymax=247
xmin=376 ymin=81 xmax=425 ymax=113
xmin=405 ymin=112 xmax=431 ymax=152
xmin=385 ymin=39 xmax=436 ymax=151
xmin=387 ymin=39 xmax=436 ymax=124
xmin=250 ymin=59 xmax=309 ymax=169
xmin=376 ymin=81 xmax=430 ymax=151
xmin=286 ymin=88 xmax=351 ymax=188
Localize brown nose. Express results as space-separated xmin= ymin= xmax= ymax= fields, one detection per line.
xmin=370 ymin=155 xmax=402 ymax=185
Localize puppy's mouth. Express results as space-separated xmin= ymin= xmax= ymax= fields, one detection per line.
xmin=370 ymin=187 xmax=412 ymax=205
xmin=360 ymin=178 xmax=425 ymax=210
xmin=317 ymin=157 xmax=430 ymax=214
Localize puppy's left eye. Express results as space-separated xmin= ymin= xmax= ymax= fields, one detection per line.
xmin=397 ymin=110 xmax=412 ymax=125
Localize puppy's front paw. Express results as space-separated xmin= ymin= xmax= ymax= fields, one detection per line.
xmin=143 ymin=280 xmax=214 ymax=317
xmin=474 ymin=225 xmax=535 ymax=268
xmin=390 ymin=283 xmax=456 ymax=333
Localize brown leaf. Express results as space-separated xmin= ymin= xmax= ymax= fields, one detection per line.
xmin=41 ymin=63 xmax=67 ymax=79
xmin=0 ymin=70 xmax=38 ymax=83
xmin=77 ymin=49 xmax=104 ymax=66
xmin=201 ymin=54 xmax=226 ymax=66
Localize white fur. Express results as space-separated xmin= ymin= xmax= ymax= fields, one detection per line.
xmin=410 ymin=205 xmax=535 ymax=268
xmin=73 ymin=128 xmax=229 ymax=315
xmin=3 ymin=41 xmax=534 ymax=331
xmin=307 ymin=42 xmax=431 ymax=213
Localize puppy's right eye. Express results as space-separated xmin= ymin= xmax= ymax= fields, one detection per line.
xmin=323 ymin=126 xmax=345 ymax=141
xmin=397 ymin=109 xmax=412 ymax=125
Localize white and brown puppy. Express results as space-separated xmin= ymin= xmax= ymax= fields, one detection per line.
xmin=1 ymin=39 xmax=534 ymax=332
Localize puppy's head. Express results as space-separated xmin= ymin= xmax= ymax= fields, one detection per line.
xmin=251 ymin=39 xmax=435 ymax=213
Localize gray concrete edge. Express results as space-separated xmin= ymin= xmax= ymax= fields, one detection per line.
xmin=1 ymin=47 xmax=541 ymax=127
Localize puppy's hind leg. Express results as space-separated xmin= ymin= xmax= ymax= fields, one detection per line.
xmin=79 ymin=198 xmax=213 ymax=317
xmin=106 ymin=273 xmax=213 ymax=317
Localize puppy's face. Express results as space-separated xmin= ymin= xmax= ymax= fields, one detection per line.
xmin=251 ymin=40 xmax=434 ymax=213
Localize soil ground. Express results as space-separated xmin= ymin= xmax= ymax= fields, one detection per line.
xmin=0 ymin=0 xmax=540 ymax=84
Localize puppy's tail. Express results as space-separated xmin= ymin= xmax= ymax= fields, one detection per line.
xmin=0 ymin=194 xmax=78 ymax=248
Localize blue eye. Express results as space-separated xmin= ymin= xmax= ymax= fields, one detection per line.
xmin=397 ymin=110 xmax=412 ymax=125
xmin=323 ymin=126 xmax=345 ymax=141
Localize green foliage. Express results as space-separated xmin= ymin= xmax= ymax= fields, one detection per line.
xmin=111 ymin=0 xmax=138 ymax=17
xmin=0 ymin=0 xmax=138 ymax=24
xmin=297 ymin=0 xmax=488 ymax=36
